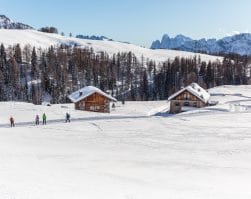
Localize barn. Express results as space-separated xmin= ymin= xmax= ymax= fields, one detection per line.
xmin=68 ymin=86 xmax=117 ymax=113
xmin=168 ymin=83 xmax=210 ymax=114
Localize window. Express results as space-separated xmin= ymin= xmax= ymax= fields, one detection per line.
xmin=184 ymin=93 xmax=190 ymax=100
xmin=185 ymin=93 xmax=188 ymax=100
xmin=79 ymin=102 xmax=85 ymax=110
xmin=184 ymin=102 xmax=189 ymax=106
xmin=193 ymin=102 xmax=197 ymax=107
xmin=175 ymin=102 xmax=180 ymax=106
xmin=90 ymin=106 xmax=95 ymax=111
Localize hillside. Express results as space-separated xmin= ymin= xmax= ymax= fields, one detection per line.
xmin=1 ymin=86 xmax=251 ymax=198
xmin=0 ymin=29 xmax=222 ymax=63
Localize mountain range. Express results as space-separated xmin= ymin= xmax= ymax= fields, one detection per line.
xmin=0 ymin=15 xmax=33 ymax=29
xmin=0 ymin=14 xmax=222 ymax=63
xmin=1 ymin=14 xmax=249 ymax=56
xmin=151 ymin=33 xmax=251 ymax=55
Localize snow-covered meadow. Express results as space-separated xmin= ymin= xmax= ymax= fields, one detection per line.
xmin=1 ymin=86 xmax=251 ymax=199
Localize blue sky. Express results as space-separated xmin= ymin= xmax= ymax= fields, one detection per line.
xmin=1 ymin=0 xmax=251 ymax=46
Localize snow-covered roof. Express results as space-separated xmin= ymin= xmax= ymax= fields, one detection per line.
xmin=68 ymin=86 xmax=117 ymax=103
xmin=168 ymin=83 xmax=210 ymax=103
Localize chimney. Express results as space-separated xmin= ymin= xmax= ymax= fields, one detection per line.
xmin=79 ymin=91 xmax=83 ymax=96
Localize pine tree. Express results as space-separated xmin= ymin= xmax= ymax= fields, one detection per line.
xmin=141 ymin=69 xmax=149 ymax=100
xmin=14 ymin=44 xmax=22 ymax=64
xmin=31 ymin=47 xmax=38 ymax=80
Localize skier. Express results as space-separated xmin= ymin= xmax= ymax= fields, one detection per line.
xmin=42 ymin=113 xmax=47 ymax=125
xmin=65 ymin=112 xmax=71 ymax=123
xmin=10 ymin=116 xmax=15 ymax=127
xmin=35 ymin=115 xmax=40 ymax=125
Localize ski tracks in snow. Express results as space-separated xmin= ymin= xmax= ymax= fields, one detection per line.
xmin=0 ymin=115 xmax=149 ymax=129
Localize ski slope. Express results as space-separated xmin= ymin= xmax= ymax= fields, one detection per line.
xmin=0 ymin=29 xmax=222 ymax=63
xmin=1 ymin=86 xmax=251 ymax=199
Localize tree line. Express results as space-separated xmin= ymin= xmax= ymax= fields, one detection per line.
xmin=0 ymin=43 xmax=250 ymax=104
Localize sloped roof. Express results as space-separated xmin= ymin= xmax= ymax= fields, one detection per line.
xmin=168 ymin=83 xmax=210 ymax=103
xmin=68 ymin=86 xmax=117 ymax=103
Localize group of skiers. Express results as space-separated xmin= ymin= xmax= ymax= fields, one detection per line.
xmin=35 ymin=113 xmax=47 ymax=125
xmin=9 ymin=112 xmax=71 ymax=127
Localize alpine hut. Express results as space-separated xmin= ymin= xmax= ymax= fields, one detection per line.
xmin=68 ymin=86 xmax=117 ymax=113
xmin=168 ymin=83 xmax=210 ymax=114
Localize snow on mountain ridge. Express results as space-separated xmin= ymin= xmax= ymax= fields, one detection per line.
xmin=0 ymin=15 xmax=33 ymax=30
xmin=0 ymin=29 xmax=222 ymax=63
xmin=156 ymin=34 xmax=193 ymax=50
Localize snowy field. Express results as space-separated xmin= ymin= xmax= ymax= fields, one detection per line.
xmin=0 ymin=29 xmax=222 ymax=64
xmin=1 ymin=86 xmax=251 ymax=198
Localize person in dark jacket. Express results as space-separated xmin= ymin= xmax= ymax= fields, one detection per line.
xmin=10 ymin=116 xmax=15 ymax=127
xmin=65 ymin=112 xmax=71 ymax=123
xmin=42 ymin=113 xmax=47 ymax=125
xmin=35 ymin=115 xmax=40 ymax=125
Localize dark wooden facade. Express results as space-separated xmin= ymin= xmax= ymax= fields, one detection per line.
xmin=170 ymin=90 xmax=206 ymax=114
xmin=75 ymin=92 xmax=111 ymax=113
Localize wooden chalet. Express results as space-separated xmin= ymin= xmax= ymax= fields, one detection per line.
xmin=68 ymin=86 xmax=117 ymax=113
xmin=168 ymin=83 xmax=210 ymax=114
